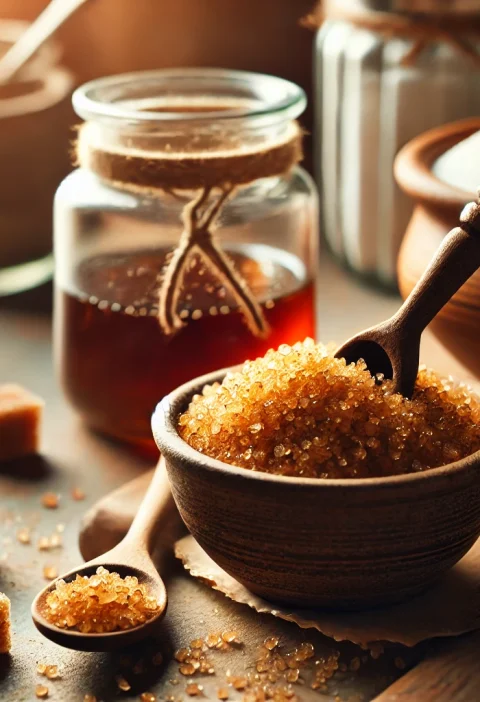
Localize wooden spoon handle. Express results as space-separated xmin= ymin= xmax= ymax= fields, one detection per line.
xmin=0 ymin=0 xmax=91 ymax=84
xmin=394 ymin=200 xmax=480 ymax=337
xmin=121 ymin=457 xmax=175 ymax=554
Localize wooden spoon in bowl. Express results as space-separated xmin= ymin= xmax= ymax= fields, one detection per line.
xmin=335 ymin=197 xmax=480 ymax=398
xmin=0 ymin=0 xmax=91 ymax=84
xmin=31 ymin=458 xmax=172 ymax=651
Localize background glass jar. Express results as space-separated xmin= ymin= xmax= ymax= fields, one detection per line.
xmin=315 ymin=0 xmax=480 ymax=289
xmin=54 ymin=69 xmax=318 ymax=452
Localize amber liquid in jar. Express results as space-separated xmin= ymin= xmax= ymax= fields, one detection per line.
xmin=56 ymin=243 xmax=315 ymax=451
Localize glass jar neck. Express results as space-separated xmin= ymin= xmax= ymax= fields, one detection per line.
xmin=73 ymin=69 xmax=306 ymax=160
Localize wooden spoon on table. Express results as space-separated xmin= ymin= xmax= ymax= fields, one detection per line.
xmin=0 ymin=0 xmax=91 ymax=84
xmin=31 ymin=458 xmax=173 ymax=651
xmin=336 ymin=197 xmax=480 ymax=398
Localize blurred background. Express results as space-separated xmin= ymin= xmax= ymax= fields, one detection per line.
xmin=0 ymin=0 xmax=314 ymax=91
xmin=1 ymin=0 xmax=479 ymax=379
xmin=0 ymin=0 xmax=315 ymax=301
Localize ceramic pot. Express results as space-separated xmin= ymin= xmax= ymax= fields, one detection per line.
xmin=395 ymin=118 xmax=480 ymax=379
xmin=152 ymin=367 xmax=480 ymax=611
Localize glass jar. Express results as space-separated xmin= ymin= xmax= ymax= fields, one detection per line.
xmin=54 ymin=69 xmax=318 ymax=452
xmin=315 ymin=0 xmax=480 ymax=289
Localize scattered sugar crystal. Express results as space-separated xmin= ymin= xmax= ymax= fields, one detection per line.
xmin=140 ymin=694 xmax=156 ymax=702
xmin=190 ymin=638 xmax=204 ymax=649
xmin=116 ymin=675 xmax=131 ymax=691
xmin=35 ymin=684 xmax=49 ymax=699
xmin=229 ymin=675 xmax=248 ymax=690
xmin=286 ymin=669 xmax=299 ymax=683
xmin=206 ymin=633 xmax=222 ymax=648
xmin=175 ymin=648 xmax=190 ymax=662
xmin=43 ymin=566 xmax=58 ymax=581
xmin=16 ymin=527 xmax=31 ymax=544
xmin=264 ymin=637 xmax=280 ymax=651
xmin=221 ymin=631 xmax=240 ymax=644
xmin=179 ymin=663 xmax=196 ymax=676
xmin=185 ymin=682 xmax=203 ymax=696
xmin=178 ymin=340 xmax=480 ymax=478
xmin=43 ymin=567 xmax=160 ymax=632
xmin=71 ymin=487 xmax=85 ymax=501
xmin=45 ymin=665 xmax=60 ymax=680
xmin=41 ymin=493 xmax=59 ymax=509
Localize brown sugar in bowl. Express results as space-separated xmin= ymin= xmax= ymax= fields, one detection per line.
xmin=152 ymin=367 xmax=480 ymax=611
xmin=395 ymin=117 xmax=480 ymax=379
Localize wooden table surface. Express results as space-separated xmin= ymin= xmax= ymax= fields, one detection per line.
xmin=0 ymin=255 xmax=479 ymax=702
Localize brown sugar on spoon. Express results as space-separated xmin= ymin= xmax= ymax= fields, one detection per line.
xmin=43 ymin=567 xmax=161 ymax=633
xmin=178 ymin=340 xmax=480 ymax=479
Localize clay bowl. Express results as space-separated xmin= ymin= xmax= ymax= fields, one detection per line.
xmin=152 ymin=367 xmax=480 ymax=611
xmin=395 ymin=117 xmax=480 ymax=379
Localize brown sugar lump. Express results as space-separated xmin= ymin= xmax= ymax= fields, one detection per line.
xmin=178 ymin=339 xmax=480 ymax=479
xmin=43 ymin=567 xmax=161 ymax=633
xmin=0 ymin=592 xmax=11 ymax=653
xmin=0 ymin=384 xmax=43 ymax=462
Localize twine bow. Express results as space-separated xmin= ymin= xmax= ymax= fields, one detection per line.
xmin=304 ymin=0 xmax=480 ymax=66
xmin=76 ymin=118 xmax=302 ymax=338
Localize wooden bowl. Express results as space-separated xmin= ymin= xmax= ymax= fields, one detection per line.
xmin=0 ymin=19 xmax=73 ymax=291
xmin=395 ymin=118 xmax=480 ymax=379
xmin=152 ymin=367 xmax=480 ymax=610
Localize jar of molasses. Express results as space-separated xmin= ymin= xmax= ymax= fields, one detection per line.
xmin=54 ymin=69 xmax=318 ymax=452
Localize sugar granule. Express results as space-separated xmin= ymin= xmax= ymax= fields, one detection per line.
xmin=16 ymin=527 xmax=31 ymax=545
xmin=185 ymin=682 xmax=203 ymax=696
xmin=116 ymin=675 xmax=131 ymax=691
xmin=178 ymin=340 xmax=480 ymax=478
xmin=72 ymin=487 xmax=86 ymax=501
xmin=41 ymin=493 xmax=59 ymax=509
xmin=43 ymin=565 xmax=58 ymax=581
xmin=43 ymin=566 xmax=160 ymax=633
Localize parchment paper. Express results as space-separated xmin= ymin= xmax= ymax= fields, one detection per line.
xmin=175 ymin=534 xmax=480 ymax=647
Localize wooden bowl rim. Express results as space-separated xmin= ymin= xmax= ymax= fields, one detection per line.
xmin=0 ymin=65 xmax=73 ymax=119
xmin=394 ymin=117 xmax=480 ymax=208
xmin=152 ymin=366 xmax=480 ymax=491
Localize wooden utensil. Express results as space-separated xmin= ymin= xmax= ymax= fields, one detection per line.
xmin=335 ymin=198 xmax=480 ymax=397
xmin=31 ymin=458 xmax=171 ymax=651
xmin=395 ymin=117 xmax=480 ymax=381
xmin=0 ymin=0 xmax=90 ymax=84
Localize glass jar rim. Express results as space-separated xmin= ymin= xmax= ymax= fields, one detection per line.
xmin=72 ymin=68 xmax=306 ymax=129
